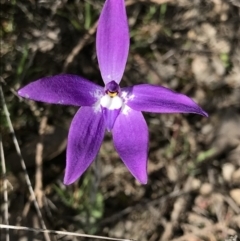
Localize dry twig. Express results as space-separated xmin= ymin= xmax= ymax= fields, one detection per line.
xmin=63 ymin=21 xmax=98 ymax=71
xmin=0 ymin=135 xmax=9 ymax=241
xmin=34 ymin=111 xmax=49 ymax=208
xmin=0 ymin=224 xmax=135 ymax=241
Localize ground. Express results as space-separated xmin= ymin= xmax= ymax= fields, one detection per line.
xmin=1 ymin=0 xmax=240 ymax=240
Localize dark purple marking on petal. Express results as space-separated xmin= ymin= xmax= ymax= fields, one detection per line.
xmin=18 ymin=74 xmax=103 ymax=106
xmin=122 ymin=84 xmax=208 ymax=117
xmin=64 ymin=107 xmax=105 ymax=185
xmin=96 ymin=0 xmax=129 ymax=84
xmin=105 ymin=81 xmax=120 ymax=93
xmin=112 ymin=109 xmax=148 ymax=184
xmin=102 ymin=107 xmax=121 ymax=131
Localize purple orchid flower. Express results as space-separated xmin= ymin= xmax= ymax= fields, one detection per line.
xmin=18 ymin=0 xmax=207 ymax=185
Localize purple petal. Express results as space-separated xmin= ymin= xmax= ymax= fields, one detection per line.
xmin=112 ymin=109 xmax=148 ymax=184
xmin=122 ymin=84 xmax=208 ymax=116
xmin=105 ymin=80 xmax=120 ymax=93
xmin=102 ymin=107 xmax=121 ymax=131
xmin=18 ymin=74 xmax=103 ymax=106
xmin=64 ymin=107 xmax=105 ymax=185
xmin=96 ymin=0 xmax=129 ymax=84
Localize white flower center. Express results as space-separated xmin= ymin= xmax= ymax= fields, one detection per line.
xmin=100 ymin=94 xmax=123 ymax=110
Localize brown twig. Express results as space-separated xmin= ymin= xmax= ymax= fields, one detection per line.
xmin=34 ymin=110 xmax=49 ymax=208
xmin=63 ymin=21 xmax=98 ymax=72
xmin=0 ymin=224 xmax=135 ymax=241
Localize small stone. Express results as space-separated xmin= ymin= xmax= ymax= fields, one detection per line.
xmin=201 ymin=23 xmax=216 ymax=39
xmin=125 ymin=221 xmax=133 ymax=231
xmin=167 ymin=164 xmax=178 ymax=182
xmin=192 ymin=56 xmax=210 ymax=83
xmin=187 ymin=30 xmax=197 ymax=40
xmin=230 ymin=189 xmax=240 ymax=206
xmin=222 ymin=163 xmax=235 ymax=182
xmin=200 ymin=183 xmax=213 ymax=196
xmin=191 ymin=178 xmax=201 ymax=190
xmin=201 ymin=124 xmax=213 ymax=135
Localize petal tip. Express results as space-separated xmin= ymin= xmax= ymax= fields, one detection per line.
xmin=135 ymin=173 xmax=148 ymax=185
xmin=17 ymin=88 xmax=30 ymax=99
xmin=17 ymin=88 xmax=23 ymax=96
xmin=63 ymin=175 xmax=76 ymax=185
xmin=202 ymin=110 xmax=208 ymax=117
xmin=139 ymin=178 xmax=148 ymax=185
xmin=197 ymin=107 xmax=208 ymax=117
xmin=63 ymin=180 xmax=71 ymax=186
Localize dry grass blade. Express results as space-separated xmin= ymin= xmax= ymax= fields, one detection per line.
xmin=0 ymin=135 xmax=9 ymax=241
xmin=0 ymin=85 xmax=51 ymax=241
xmin=0 ymin=224 xmax=135 ymax=241
xmin=34 ymin=111 xmax=49 ymax=208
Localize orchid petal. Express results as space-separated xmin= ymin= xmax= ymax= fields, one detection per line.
xmin=122 ymin=84 xmax=208 ymax=116
xmin=64 ymin=107 xmax=105 ymax=185
xmin=18 ymin=74 xmax=103 ymax=106
xmin=100 ymin=93 xmax=123 ymax=131
xmin=112 ymin=109 xmax=148 ymax=184
xmin=102 ymin=107 xmax=121 ymax=131
xmin=96 ymin=0 xmax=129 ymax=84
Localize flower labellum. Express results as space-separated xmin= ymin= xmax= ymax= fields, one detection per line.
xmin=18 ymin=0 xmax=207 ymax=185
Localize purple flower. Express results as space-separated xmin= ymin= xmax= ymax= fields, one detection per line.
xmin=18 ymin=0 xmax=207 ymax=185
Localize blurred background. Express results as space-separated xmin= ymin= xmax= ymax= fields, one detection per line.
xmin=1 ymin=0 xmax=240 ymax=240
